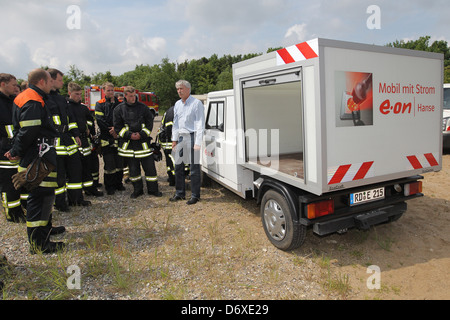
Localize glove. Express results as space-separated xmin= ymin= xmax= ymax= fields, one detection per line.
xmin=12 ymin=157 xmax=56 ymax=192
xmin=151 ymin=142 xmax=162 ymax=162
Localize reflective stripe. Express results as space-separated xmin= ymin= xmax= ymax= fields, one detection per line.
xmin=119 ymin=126 xmax=129 ymax=138
xmin=79 ymin=146 xmax=92 ymax=156
xmin=27 ymin=220 xmax=49 ymax=228
xmin=67 ymin=182 xmax=83 ymax=190
xmin=141 ymin=123 xmax=151 ymax=136
xmin=39 ymin=181 xmax=58 ymax=188
xmin=5 ymin=125 xmax=14 ymax=138
xmin=20 ymin=119 xmax=41 ymax=128
xmin=55 ymin=186 xmax=66 ymax=195
xmin=0 ymin=160 xmax=19 ymax=169
xmin=68 ymin=122 xmax=78 ymax=130
xmin=95 ymin=111 xmax=104 ymax=116
xmin=105 ymin=168 xmax=118 ymax=175
xmin=83 ymin=180 xmax=94 ymax=188
xmin=145 ymin=176 xmax=158 ymax=182
xmin=53 ymin=115 xmax=61 ymax=125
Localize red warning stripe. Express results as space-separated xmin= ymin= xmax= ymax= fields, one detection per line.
xmin=407 ymin=156 xmax=423 ymax=170
xmin=353 ymin=161 xmax=374 ymax=181
xmin=328 ymin=162 xmax=375 ymax=185
xmin=424 ymin=153 xmax=439 ymax=167
xmin=276 ymin=40 xmax=319 ymax=65
xmin=328 ymin=164 xmax=352 ymax=185
xmin=296 ymin=42 xmax=319 ymax=60
xmin=277 ymin=48 xmax=296 ymax=64
xmin=407 ymin=153 xmax=439 ymax=170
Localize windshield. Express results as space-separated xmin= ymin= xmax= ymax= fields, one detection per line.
xmin=444 ymin=87 xmax=450 ymax=110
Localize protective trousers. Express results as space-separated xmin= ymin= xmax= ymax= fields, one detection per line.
xmin=102 ymin=145 xmax=124 ymax=193
xmin=163 ymin=148 xmax=175 ymax=186
xmin=55 ymin=152 xmax=83 ymax=208
xmin=128 ymin=155 xmax=159 ymax=194
xmin=0 ymin=167 xmax=26 ymax=223
xmin=26 ymin=187 xmax=55 ymax=250
xmin=90 ymin=152 xmax=100 ymax=187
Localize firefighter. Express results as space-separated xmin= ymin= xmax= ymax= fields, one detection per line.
xmin=67 ymin=82 xmax=103 ymax=197
xmin=47 ymin=69 xmax=90 ymax=209
xmin=0 ymin=73 xmax=26 ymax=223
xmin=5 ymin=69 xmax=65 ymax=254
xmin=95 ymin=82 xmax=124 ymax=195
xmin=158 ymin=105 xmax=176 ymax=186
xmin=113 ymin=86 xmax=162 ymax=199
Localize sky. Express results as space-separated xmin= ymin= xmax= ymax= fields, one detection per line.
xmin=1 ymin=0 xmax=449 ymax=80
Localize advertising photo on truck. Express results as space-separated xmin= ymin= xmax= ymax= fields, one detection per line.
xmin=202 ymin=38 xmax=444 ymax=251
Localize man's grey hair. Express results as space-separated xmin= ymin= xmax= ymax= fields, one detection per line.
xmin=175 ymin=80 xmax=191 ymax=90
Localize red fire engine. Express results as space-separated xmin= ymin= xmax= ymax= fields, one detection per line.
xmin=84 ymin=85 xmax=159 ymax=116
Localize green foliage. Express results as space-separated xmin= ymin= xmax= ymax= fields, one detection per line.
xmin=386 ymin=36 xmax=450 ymax=82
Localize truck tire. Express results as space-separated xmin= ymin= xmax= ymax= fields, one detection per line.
xmin=261 ymin=190 xmax=306 ymax=251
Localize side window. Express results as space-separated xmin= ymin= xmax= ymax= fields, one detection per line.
xmin=206 ymin=101 xmax=225 ymax=131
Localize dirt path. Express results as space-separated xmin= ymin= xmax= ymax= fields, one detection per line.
xmin=295 ymin=153 xmax=450 ymax=299
xmin=1 ymin=116 xmax=448 ymax=300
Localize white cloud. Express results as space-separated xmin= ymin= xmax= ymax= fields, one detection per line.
xmin=122 ymin=35 xmax=167 ymax=64
xmin=284 ymin=24 xmax=308 ymax=45
xmin=0 ymin=0 xmax=448 ymax=80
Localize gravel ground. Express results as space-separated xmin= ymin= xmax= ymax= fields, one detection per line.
xmin=1 ymin=117 xmax=449 ymax=300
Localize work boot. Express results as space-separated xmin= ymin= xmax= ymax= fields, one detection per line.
xmin=50 ymin=226 xmax=66 ymax=236
xmin=115 ymin=171 xmax=125 ymax=191
xmin=47 ymin=215 xmax=66 ymax=235
xmin=130 ymin=180 xmax=144 ymax=199
xmin=30 ymin=241 xmax=66 ymax=255
xmin=84 ymin=187 xmax=104 ymax=197
xmin=28 ymin=227 xmax=66 ymax=255
xmin=147 ymin=181 xmax=162 ymax=197
xmin=69 ymin=199 xmax=92 ymax=207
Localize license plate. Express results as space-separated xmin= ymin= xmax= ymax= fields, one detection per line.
xmin=350 ymin=187 xmax=385 ymax=206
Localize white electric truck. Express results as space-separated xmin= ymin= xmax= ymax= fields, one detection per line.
xmin=201 ymin=38 xmax=444 ymax=251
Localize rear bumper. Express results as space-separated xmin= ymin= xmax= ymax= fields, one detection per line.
xmin=312 ymin=202 xmax=407 ymax=236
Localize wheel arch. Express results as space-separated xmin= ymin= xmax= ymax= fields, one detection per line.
xmin=256 ymin=176 xmax=301 ymax=223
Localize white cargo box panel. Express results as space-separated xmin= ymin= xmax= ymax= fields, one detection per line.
xmin=233 ymin=38 xmax=443 ymax=196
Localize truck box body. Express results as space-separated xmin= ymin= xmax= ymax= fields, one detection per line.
xmin=202 ymin=38 xmax=443 ymax=250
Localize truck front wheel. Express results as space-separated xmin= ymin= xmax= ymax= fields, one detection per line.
xmin=261 ymin=190 xmax=306 ymax=251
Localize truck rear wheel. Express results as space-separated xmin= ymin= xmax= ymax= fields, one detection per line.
xmin=261 ymin=190 xmax=306 ymax=251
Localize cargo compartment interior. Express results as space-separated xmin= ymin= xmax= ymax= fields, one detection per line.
xmin=243 ymin=79 xmax=304 ymax=179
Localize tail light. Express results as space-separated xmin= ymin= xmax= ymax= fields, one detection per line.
xmin=443 ymin=118 xmax=450 ymax=131
xmin=307 ymin=199 xmax=334 ymax=219
xmin=404 ymin=181 xmax=422 ymax=196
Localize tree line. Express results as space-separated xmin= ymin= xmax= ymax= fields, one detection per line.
xmin=55 ymin=36 xmax=449 ymax=115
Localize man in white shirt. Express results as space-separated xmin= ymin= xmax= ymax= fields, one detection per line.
xmin=170 ymin=80 xmax=205 ymax=205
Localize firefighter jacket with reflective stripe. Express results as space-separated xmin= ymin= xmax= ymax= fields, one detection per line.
xmin=68 ymin=99 xmax=94 ymax=156
xmin=95 ymin=97 xmax=120 ymax=147
xmin=0 ymin=91 xmax=18 ymax=169
xmin=10 ymin=86 xmax=58 ymax=188
xmin=47 ymin=90 xmax=80 ymax=156
xmin=158 ymin=106 xmax=174 ymax=150
xmin=113 ymin=101 xmax=154 ymax=158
